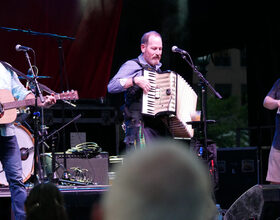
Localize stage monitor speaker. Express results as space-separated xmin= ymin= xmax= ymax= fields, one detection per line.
xmin=55 ymin=152 xmax=109 ymax=185
xmin=60 ymin=186 xmax=108 ymax=220
xmin=224 ymin=184 xmax=280 ymax=220
xmin=215 ymin=147 xmax=258 ymax=209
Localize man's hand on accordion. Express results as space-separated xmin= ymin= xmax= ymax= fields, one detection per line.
xmin=134 ymin=76 xmax=151 ymax=94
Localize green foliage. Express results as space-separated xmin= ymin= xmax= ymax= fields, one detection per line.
xmin=205 ymin=96 xmax=249 ymax=148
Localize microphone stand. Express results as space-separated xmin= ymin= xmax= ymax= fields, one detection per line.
xmin=0 ymin=26 xmax=75 ymax=182
xmin=178 ymin=51 xmax=222 ymax=160
xmin=38 ymin=114 xmax=82 ymax=182
xmin=0 ymin=26 xmax=75 ymax=41
xmin=23 ymin=50 xmax=45 ymax=185
xmin=57 ymin=38 xmax=68 ymax=175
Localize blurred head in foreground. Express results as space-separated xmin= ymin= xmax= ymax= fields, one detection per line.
xmin=102 ymin=138 xmax=217 ymax=220
xmin=25 ymin=182 xmax=68 ymax=220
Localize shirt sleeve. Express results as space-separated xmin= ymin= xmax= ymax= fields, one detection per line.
xmin=11 ymin=71 xmax=32 ymax=100
xmin=107 ymin=60 xmax=143 ymax=93
xmin=267 ymin=79 xmax=280 ymax=99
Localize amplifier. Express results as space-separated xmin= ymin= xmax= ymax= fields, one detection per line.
xmin=215 ymin=147 xmax=258 ymax=209
xmin=53 ymin=152 xmax=109 ymax=185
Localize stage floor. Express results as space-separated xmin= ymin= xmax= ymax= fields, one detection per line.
xmin=0 ymin=184 xmax=110 ymax=220
xmin=0 ymin=184 xmax=110 ymax=197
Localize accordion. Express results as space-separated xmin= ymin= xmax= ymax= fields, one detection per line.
xmin=142 ymin=69 xmax=197 ymax=138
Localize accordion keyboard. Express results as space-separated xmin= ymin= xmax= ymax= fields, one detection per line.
xmin=142 ymin=70 xmax=177 ymax=116
xmin=142 ymin=69 xmax=197 ymax=138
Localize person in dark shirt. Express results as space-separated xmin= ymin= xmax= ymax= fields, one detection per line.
xmin=263 ymin=79 xmax=280 ymax=184
xmin=108 ymin=31 xmax=170 ymax=151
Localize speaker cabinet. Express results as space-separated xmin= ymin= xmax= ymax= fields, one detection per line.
xmin=215 ymin=147 xmax=258 ymax=209
xmin=54 ymin=152 xmax=109 ymax=185
xmin=224 ymin=184 xmax=280 ymax=220
xmin=60 ymin=186 xmax=108 ymax=220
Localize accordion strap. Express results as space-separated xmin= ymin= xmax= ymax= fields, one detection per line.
xmin=131 ymin=58 xmax=160 ymax=73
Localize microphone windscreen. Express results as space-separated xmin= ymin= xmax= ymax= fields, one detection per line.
xmin=171 ymin=46 xmax=178 ymax=52
xmin=15 ymin=44 xmax=22 ymax=51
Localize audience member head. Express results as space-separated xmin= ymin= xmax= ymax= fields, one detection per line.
xmin=102 ymin=138 xmax=217 ymax=220
xmin=25 ymin=182 xmax=68 ymax=220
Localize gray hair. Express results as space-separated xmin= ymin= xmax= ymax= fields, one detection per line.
xmin=140 ymin=31 xmax=162 ymax=45
xmin=102 ymin=138 xmax=217 ymax=220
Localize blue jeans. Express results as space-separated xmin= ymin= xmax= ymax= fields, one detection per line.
xmin=0 ymin=135 xmax=27 ymax=220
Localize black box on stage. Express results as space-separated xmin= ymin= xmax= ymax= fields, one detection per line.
xmin=54 ymin=152 xmax=109 ymax=185
xmin=215 ymin=147 xmax=258 ymax=209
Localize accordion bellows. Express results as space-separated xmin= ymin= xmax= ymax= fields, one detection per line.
xmin=142 ymin=70 xmax=197 ymax=138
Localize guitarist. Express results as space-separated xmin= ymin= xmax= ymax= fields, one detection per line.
xmin=0 ymin=62 xmax=56 ymax=220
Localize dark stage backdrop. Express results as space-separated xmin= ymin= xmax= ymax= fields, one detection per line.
xmin=0 ymin=0 xmax=122 ymax=99
xmin=110 ymin=0 xmax=280 ymax=147
xmin=1 ymin=0 xmax=280 ymax=147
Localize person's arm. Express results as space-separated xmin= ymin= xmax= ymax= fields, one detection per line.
xmin=11 ymin=70 xmax=56 ymax=107
xmin=263 ymin=79 xmax=280 ymax=110
xmin=24 ymin=93 xmax=56 ymax=108
xmin=263 ymin=96 xmax=280 ymax=110
xmin=108 ymin=60 xmax=150 ymax=94
xmin=123 ymin=76 xmax=150 ymax=94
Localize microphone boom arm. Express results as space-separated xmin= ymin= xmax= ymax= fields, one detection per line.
xmin=173 ymin=47 xmax=222 ymax=99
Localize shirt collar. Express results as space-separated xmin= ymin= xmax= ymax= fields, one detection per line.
xmin=138 ymin=54 xmax=162 ymax=71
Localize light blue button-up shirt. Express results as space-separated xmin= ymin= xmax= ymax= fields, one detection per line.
xmin=0 ymin=63 xmax=31 ymax=136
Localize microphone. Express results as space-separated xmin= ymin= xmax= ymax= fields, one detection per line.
xmin=15 ymin=44 xmax=33 ymax=52
xmin=171 ymin=46 xmax=188 ymax=55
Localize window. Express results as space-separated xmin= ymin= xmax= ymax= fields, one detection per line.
xmin=241 ymin=84 xmax=247 ymax=104
xmin=212 ymin=50 xmax=231 ymax=66
xmin=240 ymin=48 xmax=247 ymax=67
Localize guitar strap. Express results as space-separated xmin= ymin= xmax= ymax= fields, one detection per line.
xmin=0 ymin=60 xmax=55 ymax=94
